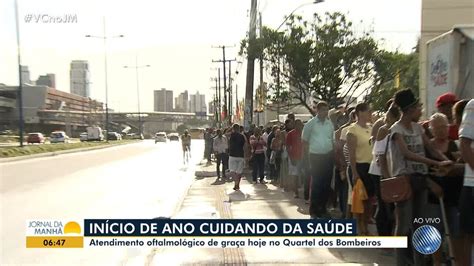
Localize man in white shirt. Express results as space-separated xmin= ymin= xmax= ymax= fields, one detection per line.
xmin=213 ymin=129 xmax=229 ymax=181
xmin=459 ymin=99 xmax=474 ymax=266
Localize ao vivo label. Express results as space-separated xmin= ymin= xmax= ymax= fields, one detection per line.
xmin=413 ymin=217 xmax=441 ymax=224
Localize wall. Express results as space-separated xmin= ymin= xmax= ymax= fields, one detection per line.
xmin=420 ymin=0 xmax=474 ymax=116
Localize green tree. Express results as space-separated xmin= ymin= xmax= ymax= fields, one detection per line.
xmin=367 ymin=48 xmax=419 ymax=111
xmin=240 ymin=12 xmax=380 ymax=115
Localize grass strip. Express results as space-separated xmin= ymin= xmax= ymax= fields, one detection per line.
xmin=0 ymin=140 xmax=139 ymax=158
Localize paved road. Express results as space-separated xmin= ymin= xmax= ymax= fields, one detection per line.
xmin=0 ymin=140 xmax=204 ymax=265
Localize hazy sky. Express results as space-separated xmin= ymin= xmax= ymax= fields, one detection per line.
xmin=0 ymin=0 xmax=421 ymax=112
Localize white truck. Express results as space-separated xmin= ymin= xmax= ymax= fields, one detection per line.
xmin=86 ymin=126 xmax=104 ymax=141
xmin=426 ymin=25 xmax=474 ymax=116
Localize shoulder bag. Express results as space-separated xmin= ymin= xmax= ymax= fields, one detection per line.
xmin=380 ymin=133 xmax=413 ymax=203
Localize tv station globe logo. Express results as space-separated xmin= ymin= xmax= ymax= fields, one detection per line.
xmin=412 ymin=225 xmax=442 ymax=255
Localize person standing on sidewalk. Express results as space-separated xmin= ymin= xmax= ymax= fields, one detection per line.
xmin=371 ymin=105 xmax=400 ymax=236
xmin=459 ymin=98 xmax=474 ymax=266
xmin=335 ymin=110 xmax=356 ymax=217
xmin=302 ymin=101 xmax=335 ymax=218
xmin=270 ymin=128 xmax=284 ymax=183
xmin=286 ymin=119 xmax=304 ymax=198
xmin=250 ymin=128 xmax=266 ymax=184
xmin=280 ymin=119 xmax=294 ymax=191
xmin=213 ymin=129 xmax=229 ymax=181
xmin=267 ymin=125 xmax=278 ymax=180
xmin=388 ymin=89 xmax=452 ymax=266
xmin=229 ymin=124 xmax=246 ymax=191
xmin=204 ymin=128 xmax=214 ymax=165
xmin=346 ymin=102 xmax=374 ymax=235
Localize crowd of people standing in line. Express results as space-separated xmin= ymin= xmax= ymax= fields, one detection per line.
xmin=195 ymin=89 xmax=473 ymax=265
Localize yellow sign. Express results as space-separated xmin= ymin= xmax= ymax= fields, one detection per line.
xmin=26 ymin=236 xmax=84 ymax=248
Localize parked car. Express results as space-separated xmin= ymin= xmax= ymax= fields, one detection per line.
xmin=168 ymin=133 xmax=179 ymax=141
xmin=50 ymin=131 xmax=69 ymax=143
xmin=87 ymin=126 xmax=104 ymax=141
xmin=0 ymin=129 xmax=13 ymax=135
xmin=155 ymin=132 xmax=167 ymax=143
xmin=79 ymin=132 xmax=88 ymax=142
xmin=27 ymin=133 xmax=45 ymax=144
xmin=107 ymin=132 xmax=122 ymax=141
xmin=125 ymin=133 xmax=144 ymax=140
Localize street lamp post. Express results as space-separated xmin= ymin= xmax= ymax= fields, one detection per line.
xmin=274 ymin=0 xmax=323 ymax=121
xmin=276 ymin=0 xmax=324 ymax=31
xmin=124 ymin=55 xmax=150 ymax=138
xmin=14 ymin=0 xmax=25 ymax=147
xmin=85 ymin=17 xmax=123 ymax=141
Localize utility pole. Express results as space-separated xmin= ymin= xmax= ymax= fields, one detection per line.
xmin=85 ymin=18 xmax=124 ymax=141
xmin=214 ymin=80 xmax=219 ymax=125
xmin=277 ymin=57 xmax=281 ymax=122
xmin=258 ymin=12 xmax=264 ymax=127
xmin=244 ymin=0 xmax=258 ymax=130
xmin=212 ymin=45 xmax=236 ymax=126
xmin=236 ymin=85 xmax=239 ymax=122
xmin=218 ymin=68 xmax=223 ymax=123
xmin=228 ymin=60 xmax=235 ymax=124
xmin=14 ymin=0 xmax=24 ymax=147
xmin=123 ymin=55 xmax=150 ymax=137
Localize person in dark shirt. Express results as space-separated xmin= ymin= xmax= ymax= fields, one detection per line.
xmin=204 ymin=128 xmax=214 ymax=164
xmin=229 ymin=124 xmax=246 ymax=190
xmin=266 ymin=125 xmax=278 ymax=180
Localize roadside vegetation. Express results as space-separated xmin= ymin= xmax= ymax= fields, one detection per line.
xmin=0 ymin=139 xmax=139 ymax=158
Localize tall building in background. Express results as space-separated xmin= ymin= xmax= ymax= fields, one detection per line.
xmin=20 ymin=65 xmax=31 ymax=85
xmin=154 ymin=88 xmax=173 ymax=112
xmin=189 ymin=91 xmax=206 ymax=115
xmin=36 ymin=74 xmax=56 ymax=88
xmin=70 ymin=60 xmax=90 ymax=97
xmin=208 ymin=100 xmax=215 ymax=114
xmin=174 ymin=90 xmax=189 ymax=112
xmin=419 ymin=0 xmax=474 ymax=116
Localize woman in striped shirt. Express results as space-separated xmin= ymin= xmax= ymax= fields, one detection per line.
xmin=250 ymin=128 xmax=267 ymax=184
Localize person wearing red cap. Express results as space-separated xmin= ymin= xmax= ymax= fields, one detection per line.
xmin=422 ymin=92 xmax=460 ymax=140
xmin=436 ymin=92 xmax=459 ymax=140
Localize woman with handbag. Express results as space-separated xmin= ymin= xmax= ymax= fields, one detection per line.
xmin=371 ymin=105 xmax=400 ymax=237
xmin=388 ymin=89 xmax=453 ymax=266
xmin=250 ymin=128 xmax=267 ymax=184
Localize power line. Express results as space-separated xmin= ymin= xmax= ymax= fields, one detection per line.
xmin=212 ymin=45 xmax=237 ymax=126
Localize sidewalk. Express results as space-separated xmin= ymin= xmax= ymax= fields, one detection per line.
xmin=148 ymin=162 xmax=396 ymax=265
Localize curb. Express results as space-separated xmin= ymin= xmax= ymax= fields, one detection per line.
xmin=0 ymin=141 xmax=141 ymax=163
xmin=143 ymin=161 xmax=208 ymax=266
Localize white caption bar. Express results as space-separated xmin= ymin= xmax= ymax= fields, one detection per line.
xmin=85 ymin=236 xmax=407 ymax=248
